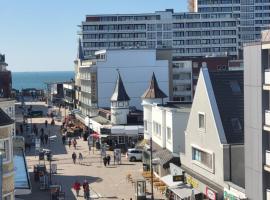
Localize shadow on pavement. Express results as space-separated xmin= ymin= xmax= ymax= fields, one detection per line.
xmin=17 ymin=172 xmax=103 ymax=200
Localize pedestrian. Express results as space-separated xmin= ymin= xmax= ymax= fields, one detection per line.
xmin=51 ymin=119 xmax=55 ymax=126
xmin=44 ymin=133 xmax=49 ymax=145
xmin=41 ymin=128 xmax=44 ymax=135
xmin=78 ymin=152 xmax=83 ymax=164
xmin=106 ymin=155 xmax=111 ymax=166
xmin=103 ymin=156 xmax=107 ymax=167
xmin=45 ymin=120 xmax=48 ymax=128
xmin=20 ymin=124 xmax=23 ymax=134
xmin=73 ymin=139 xmax=77 ymax=149
xmin=72 ymin=152 xmax=77 ymax=164
xmin=82 ymin=179 xmax=90 ymax=199
xmin=68 ymin=139 xmax=72 ymax=148
xmin=73 ymin=180 xmax=81 ymax=197
xmin=40 ymin=133 xmax=44 ymax=145
xmin=62 ymin=135 xmax=66 ymax=145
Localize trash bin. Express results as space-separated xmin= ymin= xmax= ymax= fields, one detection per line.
xmin=39 ymin=151 xmax=45 ymax=160
xmin=45 ymin=150 xmax=52 ymax=161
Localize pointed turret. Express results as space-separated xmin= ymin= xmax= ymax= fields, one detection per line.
xmin=111 ymin=71 xmax=130 ymax=102
xmin=111 ymin=70 xmax=130 ymax=125
xmin=142 ymin=72 xmax=167 ymax=99
xmin=77 ymin=38 xmax=84 ymax=60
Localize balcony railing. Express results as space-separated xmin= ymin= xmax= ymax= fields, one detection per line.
xmin=265 ymin=70 xmax=270 ymax=85
xmin=265 ymin=110 xmax=270 ymax=128
xmin=266 ymin=150 xmax=270 ymax=166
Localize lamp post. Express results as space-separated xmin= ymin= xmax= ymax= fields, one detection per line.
xmin=150 ymin=137 xmax=154 ymax=200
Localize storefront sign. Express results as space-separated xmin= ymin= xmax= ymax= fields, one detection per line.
xmin=91 ymin=73 xmax=97 ymax=103
xmin=172 ymin=175 xmax=184 ymax=182
xmin=224 ymin=189 xmax=243 ymax=200
xmin=186 ymin=176 xmax=199 ymax=189
xmin=206 ymin=187 xmax=217 ymax=200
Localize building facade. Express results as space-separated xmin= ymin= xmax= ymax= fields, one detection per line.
xmin=74 ymin=48 xmax=169 ymax=118
xmin=180 ymin=68 xmax=245 ymax=200
xmin=80 ymin=9 xmax=238 ymax=59
xmin=0 ymin=107 xmax=15 ymax=200
xmin=190 ymin=0 xmax=270 ymax=48
xmin=244 ymin=30 xmax=270 ymax=200
xmin=0 ymin=54 xmax=12 ymax=98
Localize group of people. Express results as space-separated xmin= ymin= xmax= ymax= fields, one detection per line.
xmin=72 ymin=152 xmax=84 ymax=164
xmin=73 ymin=180 xmax=90 ymax=199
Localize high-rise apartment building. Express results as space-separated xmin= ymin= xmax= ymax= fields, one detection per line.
xmin=80 ymin=9 xmax=238 ymax=59
xmin=191 ymin=0 xmax=270 ymax=48
xmin=244 ymin=30 xmax=270 ymax=200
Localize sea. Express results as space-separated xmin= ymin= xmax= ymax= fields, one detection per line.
xmin=12 ymin=71 xmax=74 ymax=90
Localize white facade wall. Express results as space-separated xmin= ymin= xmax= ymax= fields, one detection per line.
xmin=151 ymin=106 xmax=166 ymax=148
xmin=180 ymin=68 xmax=228 ymax=192
xmin=96 ymin=49 xmax=169 ymax=109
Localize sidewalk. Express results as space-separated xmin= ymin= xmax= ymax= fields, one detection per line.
xmin=16 ymin=102 xmax=165 ymax=200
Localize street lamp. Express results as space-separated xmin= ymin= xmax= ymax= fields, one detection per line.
xmin=149 ymin=137 xmax=154 ymax=200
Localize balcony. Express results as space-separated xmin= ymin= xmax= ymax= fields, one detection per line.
xmin=264 ymin=110 xmax=270 ymax=131
xmin=264 ymin=150 xmax=270 ymax=172
xmin=263 ymin=70 xmax=270 ymax=90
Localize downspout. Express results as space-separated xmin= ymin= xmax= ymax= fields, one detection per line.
xmin=229 ymin=144 xmax=232 ymax=181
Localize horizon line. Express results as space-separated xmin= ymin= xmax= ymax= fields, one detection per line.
xmin=12 ymin=70 xmax=74 ymax=73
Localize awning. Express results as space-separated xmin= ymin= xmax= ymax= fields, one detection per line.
xmin=14 ymin=148 xmax=31 ymax=195
xmin=170 ymin=185 xmax=200 ymax=199
xmin=111 ymin=125 xmax=144 ymax=135
xmin=160 ymin=174 xmax=183 ymax=187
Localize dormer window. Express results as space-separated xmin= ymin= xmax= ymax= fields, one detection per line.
xmin=231 ymin=118 xmax=242 ymax=132
xmin=118 ymin=102 xmax=124 ymax=107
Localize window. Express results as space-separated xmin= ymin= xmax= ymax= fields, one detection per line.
xmin=231 ymin=118 xmax=242 ymax=132
xmin=229 ymin=80 xmax=241 ymax=95
xmin=118 ymin=136 xmax=125 ymax=144
xmin=198 ymin=113 xmax=205 ymax=129
xmin=167 ymin=127 xmax=172 ymax=142
xmin=144 ymin=120 xmax=148 ymax=131
xmin=118 ymin=102 xmax=124 ymax=107
xmin=192 ymin=147 xmax=213 ymax=169
xmin=0 ymin=139 xmax=10 ymax=161
xmin=153 ymin=121 xmax=161 ymax=137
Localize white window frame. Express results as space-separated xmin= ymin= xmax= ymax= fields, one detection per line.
xmin=166 ymin=127 xmax=172 ymax=143
xmin=0 ymin=138 xmax=11 ymax=163
xmin=191 ymin=145 xmax=214 ymax=173
xmin=198 ymin=112 xmax=206 ymax=132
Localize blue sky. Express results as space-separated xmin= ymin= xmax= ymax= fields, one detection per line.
xmin=0 ymin=0 xmax=187 ymax=72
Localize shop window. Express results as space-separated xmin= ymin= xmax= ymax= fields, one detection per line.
xmin=119 ymin=136 xmax=125 ymax=144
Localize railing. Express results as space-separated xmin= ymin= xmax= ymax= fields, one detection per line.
xmin=265 ymin=110 xmax=270 ymax=127
xmin=266 ymin=150 xmax=270 ymax=166
xmin=265 ymin=70 xmax=270 ymax=85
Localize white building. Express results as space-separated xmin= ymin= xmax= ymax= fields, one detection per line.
xmin=180 ymin=67 xmax=246 ymax=199
xmin=80 ymin=9 xmax=238 ymax=59
xmin=142 ymin=73 xmax=190 ymax=154
xmin=75 ymin=46 xmax=169 ymax=118
xmin=0 ymin=98 xmax=16 ymax=136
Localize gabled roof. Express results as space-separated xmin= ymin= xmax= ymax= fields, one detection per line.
xmin=0 ymin=108 xmax=13 ymax=126
xmin=141 ymin=72 xmax=167 ymax=99
xmin=111 ymin=71 xmax=130 ymax=102
xmin=77 ymin=38 xmax=84 ymax=60
xmin=209 ymin=70 xmax=244 ymax=144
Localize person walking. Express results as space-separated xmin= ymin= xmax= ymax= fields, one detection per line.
xmin=40 ymin=133 xmax=44 ymax=145
xmin=78 ymin=152 xmax=83 ymax=164
xmin=73 ymin=180 xmax=81 ymax=197
xmin=103 ymin=156 xmax=107 ymax=167
xmin=72 ymin=152 xmax=77 ymax=164
xmin=73 ymin=139 xmax=77 ymax=149
xmin=40 ymin=127 xmax=44 ymax=135
xmin=106 ymin=155 xmax=111 ymax=166
xmin=62 ymin=135 xmax=66 ymax=145
xmin=45 ymin=120 xmax=48 ymax=128
xmin=44 ymin=133 xmax=49 ymax=145
xmin=68 ymin=139 xmax=72 ymax=148
xmin=51 ymin=119 xmax=55 ymax=126
xmin=82 ymin=180 xmax=90 ymax=200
